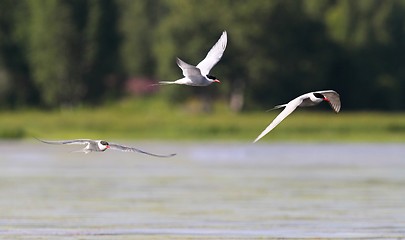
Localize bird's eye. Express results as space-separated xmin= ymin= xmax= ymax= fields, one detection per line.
xmin=101 ymin=141 xmax=109 ymax=145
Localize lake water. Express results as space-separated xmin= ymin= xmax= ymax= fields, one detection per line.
xmin=0 ymin=141 xmax=404 ymax=239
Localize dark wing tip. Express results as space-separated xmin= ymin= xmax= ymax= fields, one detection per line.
xmin=150 ymin=152 xmax=177 ymax=158
xmin=328 ymin=101 xmax=341 ymax=113
xmin=321 ymin=91 xmax=341 ymax=113
xmin=34 ymin=137 xmax=53 ymax=144
xmin=110 ymin=143 xmax=177 ymax=158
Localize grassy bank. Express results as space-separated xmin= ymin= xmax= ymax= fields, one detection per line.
xmin=1 ymin=98 xmax=405 ymax=142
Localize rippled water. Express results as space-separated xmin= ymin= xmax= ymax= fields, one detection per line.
xmin=0 ymin=141 xmax=404 ymax=239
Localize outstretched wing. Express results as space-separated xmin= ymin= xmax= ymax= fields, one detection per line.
xmin=109 ymin=143 xmax=177 ymax=158
xmin=196 ymin=31 xmax=227 ymax=76
xmin=176 ymin=57 xmax=202 ymax=78
xmin=317 ymin=90 xmax=341 ymax=113
xmin=35 ymin=138 xmax=91 ymax=145
xmin=253 ymin=98 xmax=302 ymax=143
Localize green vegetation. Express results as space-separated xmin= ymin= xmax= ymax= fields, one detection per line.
xmin=1 ymin=98 xmax=404 ymax=142
xmin=1 ymin=0 xmax=405 ymax=110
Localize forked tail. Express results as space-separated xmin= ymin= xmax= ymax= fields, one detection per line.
xmin=265 ymin=104 xmax=287 ymax=112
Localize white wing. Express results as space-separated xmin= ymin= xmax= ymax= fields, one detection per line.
xmin=36 ymin=138 xmax=91 ymax=145
xmin=109 ymin=143 xmax=177 ymax=158
xmin=196 ymin=31 xmax=227 ymax=76
xmin=176 ymin=57 xmax=202 ymax=77
xmin=253 ymin=98 xmax=303 ymax=143
xmin=316 ymin=90 xmax=341 ymax=113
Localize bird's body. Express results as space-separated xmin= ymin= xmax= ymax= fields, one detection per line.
xmin=253 ymin=90 xmax=341 ymax=143
xmin=158 ymin=31 xmax=227 ymax=87
xmin=36 ymin=138 xmax=176 ymax=158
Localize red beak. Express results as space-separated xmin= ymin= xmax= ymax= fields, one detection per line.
xmin=324 ymin=97 xmax=330 ymax=102
xmin=214 ymin=79 xmax=221 ymax=83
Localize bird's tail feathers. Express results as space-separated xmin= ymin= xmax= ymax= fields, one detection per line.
xmin=266 ymin=104 xmax=287 ymax=112
xmin=149 ymin=81 xmax=176 ymax=87
xmin=71 ymin=149 xmax=89 ymax=154
xmin=158 ymin=81 xmax=177 ymax=85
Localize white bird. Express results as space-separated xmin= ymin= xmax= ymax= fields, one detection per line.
xmin=158 ymin=31 xmax=227 ymax=86
xmin=36 ymin=138 xmax=176 ymax=157
xmin=253 ymin=90 xmax=341 ymax=143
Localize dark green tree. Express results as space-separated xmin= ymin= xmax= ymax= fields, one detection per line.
xmin=78 ymin=0 xmax=121 ymax=103
xmin=118 ymin=0 xmax=165 ymax=77
xmin=319 ymin=0 xmax=405 ymax=110
xmin=0 ymin=0 xmax=38 ymax=107
xmin=1 ymin=0 xmax=405 ymax=111
xmin=26 ymin=0 xmax=82 ymax=107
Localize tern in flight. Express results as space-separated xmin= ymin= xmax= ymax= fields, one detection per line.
xmin=253 ymin=90 xmax=341 ymax=143
xmin=157 ymin=31 xmax=227 ymax=86
xmin=36 ymin=138 xmax=176 ymax=157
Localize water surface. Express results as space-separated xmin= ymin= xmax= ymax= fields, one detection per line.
xmin=0 ymin=141 xmax=404 ymax=239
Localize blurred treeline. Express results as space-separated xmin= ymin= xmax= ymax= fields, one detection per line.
xmin=0 ymin=0 xmax=405 ymax=111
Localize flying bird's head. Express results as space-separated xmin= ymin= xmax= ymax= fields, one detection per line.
xmin=98 ymin=140 xmax=110 ymax=151
xmin=313 ymin=92 xmax=329 ymax=102
xmin=206 ymin=75 xmax=220 ymax=83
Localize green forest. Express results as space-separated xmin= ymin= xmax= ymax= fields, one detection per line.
xmin=1 ymin=0 xmax=405 ymax=111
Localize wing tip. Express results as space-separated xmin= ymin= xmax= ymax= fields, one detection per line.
xmin=328 ymin=102 xmax=341 ymax=113
xmin=175 ymin=57 xmax=182 ymax=65
xmin=34 ymin=137 xmax=49 ymax=144
xmin=253 ymin=135 xmax=263 ymax=143
xmin=34 ymin=137 xmax=51 ymax=143
xmin=220 ymin=30 xmax=228 ymax=44
xmin=151 ymin=152 xmax=177 ymax=158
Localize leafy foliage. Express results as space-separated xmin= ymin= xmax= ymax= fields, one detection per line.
xmin=0 ymin=0 xmax=405 ymax=110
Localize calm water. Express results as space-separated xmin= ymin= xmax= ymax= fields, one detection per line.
xmin=0 ymin=141 xmax=404 ymax=239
